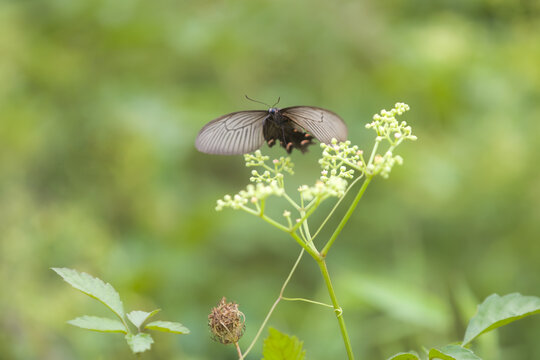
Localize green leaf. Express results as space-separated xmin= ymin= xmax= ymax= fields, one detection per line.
xmin=462 ymin=293 xmax=540 ymax=346
xmin=127 ymin=309 xmax=160 ymax=329
xmin=429 ymin=345 xmax=481 ymax=360
xmin=387 ymin=352 xmax=420 ymax=360
xmin=145 ymin=320 xmax=190 ymax=334
xmin=67 ymin=315 xmax=127 ymax=333
xmin=125 ymin=333 xmax=154 ymax=354
xmin=262 ymin=328 xmax=305 ymax=360
xmin=52 ymin=268 xmax=125 ymax=320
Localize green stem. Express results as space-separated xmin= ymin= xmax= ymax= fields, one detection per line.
xmin=368 ymin=139 xmax=380 ymax=166
xmin=290 ymin=231 xmax=320 ymax=260
xmin=290 ymin=199 xmax=320 ymax=233
xmin=259 ymin=199 xmax=265 ymax=215
xmin=242 ymin=249 xmax=305 ymax=359
xmin=311 ymin=175 xmax=364 ymax=241
xmin=317 ymin=259 xmax=354 ymax=359
xmin=321 ymin=177 xmax=372 ymax=257
xmin=281 ymin=297 xmax=333 ymax=308
xmin=260 ymin=213 xmax=290 ymax=233
xmin=299 ymin=208 xmax=314 ymax=247
xmin=283 ymin=192 xmax=301 ymax=210
xmin=302 ymin=219 xmax=313 ymax=245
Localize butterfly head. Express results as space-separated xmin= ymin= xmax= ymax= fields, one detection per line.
xmin=268 ymin=108 xmax=279 ymax=114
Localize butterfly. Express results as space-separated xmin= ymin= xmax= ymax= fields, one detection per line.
xmin=195 ymin=97 xmax=348 ymax=155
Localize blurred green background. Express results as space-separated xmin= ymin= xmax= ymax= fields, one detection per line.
xmin=1 ymin=0 xmax=539 ymax=359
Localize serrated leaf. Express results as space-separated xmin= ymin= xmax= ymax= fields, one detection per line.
xmin=429 ymin=345 xmax=481 ymax=360
xmin=52 ymin=268 xmax=125 ymax=320
xmin=262 ymin=328 xmax=305 ymax=360
xmin=387 ymin=352 xmax=420 ymax=360
xmin=127 ymin=309 xmax=160 ymax=329
xmin=125 ymin=333 xmax=154 ymax=354
xmin=462 ymin=293 xmax=540 ymax=346
xmin=145 ymin=320 xmax=190 ymax=334
xmin=67 ymin=315 xmax=127 ymax=333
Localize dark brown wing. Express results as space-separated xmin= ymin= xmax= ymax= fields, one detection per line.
xmin=195 ymin=110 xmax=267 ymax=155
xmin=280 ymin=106 xmax=348 ymax=144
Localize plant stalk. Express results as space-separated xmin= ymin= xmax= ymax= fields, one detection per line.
xmin=321 ymin=176 xmax=372 ymax=257
xmin=317 ymin=258 xmax=354 ymax=359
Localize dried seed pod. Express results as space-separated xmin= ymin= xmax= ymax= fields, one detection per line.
xmin=208 ymin=297 xmax=246 ymax=345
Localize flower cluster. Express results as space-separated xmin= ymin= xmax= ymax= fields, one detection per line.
xmin=298 ymin=176 xmax=348 ymax=202
xmin=246 ymin=151 xmax=293 ymax=184
xmin=244 ymin=150 xmax=269 ymax=167
xmin=362 ymin=102 xmax=417 ymax=178
xmin=215 ymin=102 xmax=415 ymax=215
xmin=319 ymin=139 xmax=365 ymax=179
xmin=216 ymin=181 xmax=283 ymax=211
xmin=216 ymin=151 xmax=293 ymax=212
xmin=366 ymin=102 xmax=416 ymax=144
xmin=369 ymin=152 xmax=404 ymax=179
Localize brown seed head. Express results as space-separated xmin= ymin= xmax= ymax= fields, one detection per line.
xmin=208 ymin=297 xmax=246 ymax=344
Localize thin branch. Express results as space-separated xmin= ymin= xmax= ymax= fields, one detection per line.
xmin=242 ymin=249 xmax=305 ymax=358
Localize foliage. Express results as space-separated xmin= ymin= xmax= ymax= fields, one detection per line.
xmin=262 ymin=328 xmax=305 ymax=360
xmin=213 ymin=103 xmax=414 ymax=359
xmin=52 ymin=268 xmax=189 ymax=354
xmin=1 ymin=0 xmax=539 ymax=359
xmin=385 ymin=292 xmax=540 ymax=360
xmin=462 ymin=293 xmax=540 ymax=346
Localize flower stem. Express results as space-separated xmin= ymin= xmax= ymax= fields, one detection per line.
xmin=317 ymin=259 xmax=354 ymax=359
xmin=311 ymin=175 xmax=364 ymax=241
xmin=234 ymin=341 xmax=243 ymax=359
xmin=242 ymin=249 xmax=305 ymax=358
xmin=290 ymin=231 xmax=320 ymax=260
xmin=290 ymin=199 xmax=320 ymax=233
xmin=321 ymin=176 xmax=372 ymax=257
xmin=281 ymin=297 xmax=333 ymax=308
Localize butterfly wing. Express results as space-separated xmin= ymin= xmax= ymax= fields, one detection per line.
xmin=195 ymin=110 xmax=268 ymax=155
xmin=280 ymin=106 xmax=348 ymax=144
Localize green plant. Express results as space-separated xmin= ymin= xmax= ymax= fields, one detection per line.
xmin=386 ymin=293 xmax=540 ymax=360
xmin=53 ymin=103 xmax=540 ymax=359
xmin=214 ymin=103 xmax=416 ymax=359
xmin=52 ymin=267 xmax=189 ymax=354
xmin=211 ymin=103 xmax=540 ymax=359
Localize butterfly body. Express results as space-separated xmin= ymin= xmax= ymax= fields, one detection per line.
xmin=262 ymin=109 xmax=314 ymax=153
xmin=196 ymin=105 xmax=347 ymax=155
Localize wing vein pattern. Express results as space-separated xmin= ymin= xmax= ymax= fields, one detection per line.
xmin=281 ymin=106 xmax=348 ymax=144
xmin=195 ymin=111 xmax=267 ymax=155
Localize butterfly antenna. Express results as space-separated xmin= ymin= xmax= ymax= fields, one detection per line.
xmin=245 ymin=95 xmax=271 ymax=108
xmin=271 ymin=97 xmax=281 ymax=108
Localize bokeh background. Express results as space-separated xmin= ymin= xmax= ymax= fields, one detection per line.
xmin=1 ymin=0 xmax=539 ymax=359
